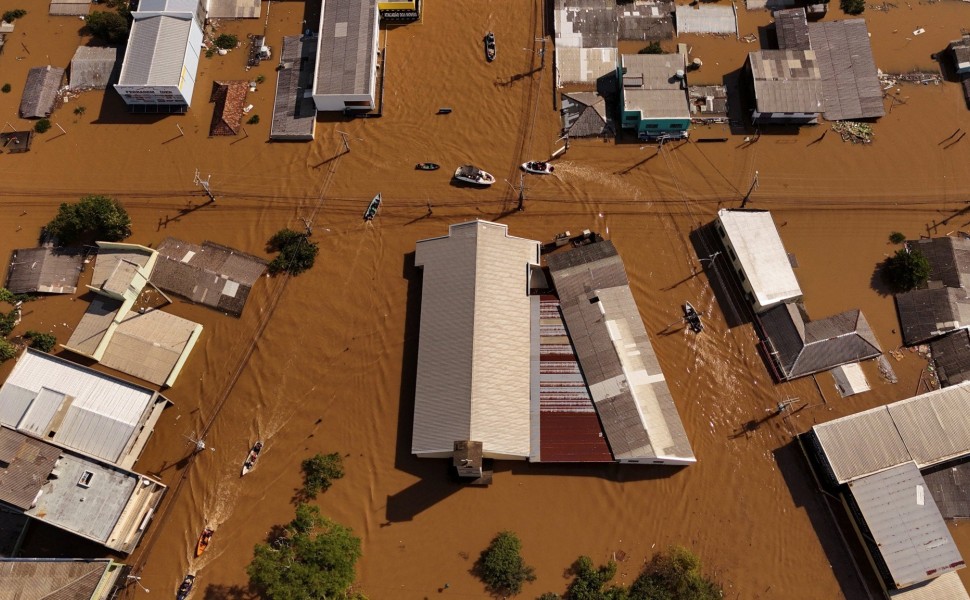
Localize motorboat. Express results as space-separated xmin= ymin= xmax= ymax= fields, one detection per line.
xmin=241 ymin=441 xmax=263 ymax=476
xmin=684 ymin=301 xmax=703 ymax=333
xmin=195 ymin=527 xmax=214 ymax=557
xmin=521 ymin=161 xmax=554 ymax=175
xmin=415 ymin=163 xmax=440 ymax=171
xmin=363 ymin=193 xmax=382 ymax=221
xmin=484 ymin=32 xmax=496 ymax=62
xmin=454 ymin=165 xmax=495 ymax=186
xmin=176 ymin=575 xmax=195 ymax=600
xmin=436 ymin=107 xmax=452 ymax=115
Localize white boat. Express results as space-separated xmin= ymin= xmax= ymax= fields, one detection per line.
xmin=454 ymin=165 xmax=496 ymax=186
xmin=241 ymin=441 xmax=263 ymax=476
xmin=521 ymin=161 xmax=554 ymax=175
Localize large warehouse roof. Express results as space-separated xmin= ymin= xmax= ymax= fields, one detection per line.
xmin=412 ymin=221 xmax=541 ymax=459
xmin=717 ymin=209 xmax=802 ymax=309
xmin=315 ymin=0 xmax=377 ymax=97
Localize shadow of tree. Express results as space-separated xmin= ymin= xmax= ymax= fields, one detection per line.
xmin=201 ymin=583 xmax=258 ymax=600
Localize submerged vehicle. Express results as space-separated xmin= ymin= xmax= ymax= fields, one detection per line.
xmin=484 ymin=32 xmax=496 ymax=62
xmin=684 ymin=301 xmax=703 ymax=333
xmin=241 ymin=441 xmax=264 ymax=476
xmin=363 ymin=193 xmax=382 ymax=221
xmin=454 ymin=165 xmax=496 ymax=186
xmin=521 ymin=161 xmax=554 ymax=175
xmin=415 ymin=163 xmax=440 ymax=171
xmin=195 ymin=527 xmax=214 ymax=557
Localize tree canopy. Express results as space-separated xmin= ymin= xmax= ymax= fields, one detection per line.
xmin=248 ymin=504 xmax=364 ymax=600
xmin=884 ymin=247 xmax=931 ymax=292
xmin=267 ymin=228 xmax=319 ymax=276
xmin=44 ymin=195 xmax=131 ymax=245
xmin=300 ymin=452 xmax=344 ymax=499
xmin=474 ymin=531 xmax=536 ymax=596
xmin=85 ymin=11 xmax=129 ymax=43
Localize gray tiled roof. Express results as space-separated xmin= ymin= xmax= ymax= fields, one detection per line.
xmin=0 ymin=559 xmax=121 ymax=600
xmin=774 ymin=8 xmax=810 ymax=51
xmin=5 ymin=247 xmax=83 ymax=294
xmin=19 ymin=66 xmax=64 ymax=119
xmin=809 ymin=19 xmax=885 ymax=120
xmin=118 ymin=15 xmax=191 ymax=86
xmin=69 ymin=46 xmax=121 ymax=90
xmin=315 ymin=0 xmax=377 ymax=97
xmin=931 ymin=330 xmax=970 ymax=387
xmin=896 ymin=287 xmax=970 ymax=346
xmin=621 ymin=54 xmax=690 ymax=120
xmin=271 ymin=35 xmax=317 ymax=141
xmin=0 ymin=427 xmax=57 ymax=511
xmin=748 ymin=50 xmax=822 ymax=114
xmin=561 ymin=92 xmax=611 ymax=137
xmin=912 ymin=237 xmax=970 ymax=289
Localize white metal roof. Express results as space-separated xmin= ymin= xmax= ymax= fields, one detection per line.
xmin=412 ymin=221 xmax=540 ymax=458
xmin=118 ymin=15 xmax=193 ymax=87
xmin=717 ymin=209 xmax=802 ymax=308
xmin=0 ymin=350 xmax=160 ymax=465
xmin=848 ymin=462 xmax=964 ymax=589
xmin=889 ymin=572 xmax=970 ymax=600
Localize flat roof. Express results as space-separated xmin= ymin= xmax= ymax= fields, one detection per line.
xmin=809 ymin=19 xmax=885 ymax=121
xmin=0 ymin=427 xmax=59 ymax=510
xmin=889 ymin=572 xmax=970 ymax=600
xmin=620 ymin=54 xmax=690 ymax=120
xmin=271 ymin=35 xmax=318 ymax=141
xmin=0 ymin=559 xmax=123 ymax=600
xmin=69 ymin=46 xmax=121 ymax=90
xmin=674 ymin=4 xmax=737 ymax=36
xmin=6 ymin=247 xmax=83 ymax=295
xmin=546 ymin=241 xmax=695 ymax=463
xmin=0 ymin=349 xmax=165 ymax=466
xmin=315 ymin=0 xmax=377 ymax=97
xmin=412 ymin=221 xmax=540 ymax=458
xmin=205 ymin=0 xmax=260 ymax=18
xmin=748 ymin=50 xmax=823 ymax=114
xmin=103 ymin=310 xmax=201 ymax=387
xmin=848 ymin=462 xmax=964 ymax=589
xmin=717 ymin=209 xmax=802 ymax=308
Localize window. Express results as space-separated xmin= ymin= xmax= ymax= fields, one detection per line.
xmin=78 ymin=471 xmax=94 ymax=488
xmin=589 ymin=296 xmax=600 ymax=304
xmin=669 ymin=123 xmax=684 ymax=130
xmin=644 ymin=123 xmax=659 ymax=129
xmin=728 ymin=248 xmax=737 ymax=261
xmin=344 ymin=100 xmax=371 ymax=107
xmin=717 ymin=225 xmax=725 ymax=238
xmin=738 ymin=270 xmax=746 ymax=282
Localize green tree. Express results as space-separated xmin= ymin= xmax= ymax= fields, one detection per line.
xmin=248 ymin=504 xmax=363 ymax=600
xmin=23 ymin=331 xmax=56 ymax=353
xmin=628 ymin=547 xmax=721 ymax=600
xmin=1 ymin=83 xmax=11 ymax=93
xmin=301 ymin=452 xmax=344 ymax=499
xmin=85 ymin=11 xmax=129 ymax=43
xmin=267 ymin=228 xmax=319 ymax=276
xmin=475 ymin=531 xmax=536 ymax=597
xmin=45 ymin=195 xmax=131 ymax=245
xmin=0 ymin=310 xmax=18 ymax=337
xmin=0 ymin=339 xmax=16 ymax=362
xmin=34 ymin=119 xmax=51 ymax=133
xmin=840 ymin=0 xmax=864 ymax=14
xmin=889 ymin=231 xmax=906 ymax=244
xmin=638 ymin=42 xmax=664 ymax=55
xmin=885 ymin=247 xmax=931 ymax=292
xmin=214 ymin=33 xmax=238 ymax=50
xmin=565 ymin=556 xmax=623 ymax=600
xmin=2 ymin=9 xmax=26 ymax=23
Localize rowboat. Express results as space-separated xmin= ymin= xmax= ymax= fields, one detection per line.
xmin=436 ymin=107 xmax=452 ymax=115
xmin=176 ymin=574 xmax=195 ymax=600
xmin=363 ymin=193 xmax=382 ymax=221
xmin=684 ymin=301 xmax=703 ymax=333
xmin=415 ymin=163 xmax=440 ymax=171
xmin=241 ymin=441 xmax=263 ymax=476
xmin=521 ymin=161 xmax=554 ymax=175
xmin=454 ymin=165 xmax=495 ymax=186
xmin=195 ymin=526 xmax=213 ymax=557
xmin=484 ymin=32 xmax=496 ymax=62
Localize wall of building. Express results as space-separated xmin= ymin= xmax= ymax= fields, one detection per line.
xmin=751 ymin=110 xmax=819 ymax=125
xmin=313 ymin=92 xmax=375 ymax=112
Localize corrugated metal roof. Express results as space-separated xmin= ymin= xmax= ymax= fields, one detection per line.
xmin=69 ymin=46 xmax=120 ymax=90
xmin=848 ymin=462 xmax=964 ymax=589
xmin=412 ymin=221 xmax=540 ymax=458
xmin=65 ymin=296 xmax=119 ymax=356
xmin=812 ymin=405 xmax=913 ymax=484
xmin=0 ymin=427 xmax=58 ymax=510
xmin=889 ymin=572 xmax=970 ymax=600
xmin=5 ymin=247 xmax=83 ymax=294
xmin=271 ymin=35 xmax=317 ymax=141
xmin=717 ymin=209 xmax=802 ymax=309
xmin=0 ymin=349 xmax=162 ymax=466
xmin=314 ymin=0 xmax=377 ymax=97
xmin=931 ymin=330 xmax=970 ymax=388
xmin=547 ymin=241 xmax=695 ymax=463
xmin=748 ymin=50 xmax=823 ymax=114
xmin=809 ymin=19 xmax=885 ymax=121
xmin=674 ymin=4 xmax=736 ymax=35
xmin=0 ymin=558 xmax=120 ymax=600
xmin=90 ymin=245 xmax=154 ymax=292
xmin=19 ymin=66 xmax=65 ymax=119
xmin=620 ymin=54 xmax=690 ymax=120
xmin=555 ymin=47 xmax=618 ymax=84
xmin=774 ymin=8 xmax=810 ymax=51
xmin=98 ymin=309 xmax=201 ymax=386
xmin=118 ymin=15 xmax=192 ymax=87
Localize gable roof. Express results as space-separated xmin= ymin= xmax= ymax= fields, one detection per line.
xmin=5 ymin=247 xmax=83 ymax=294
xmin=0 ymin=558 xmax=121 ymax=600
xmin=809 ymin=19 xmax=885 ymax=120
xmin=748 ymin=49 xmax=823 ymax=114
xmin=118 ymin=15 xmax=192 ymax=87
xmin=931 ymin=330 xmax=970 ymax=388
xmin=20 ymin=66 xmax=64 ymax=119
xmin=314 ymin=0 xmax=377 ymax=97
xmin=208 ymin=81 xmax=248 ymax=136
xmin=896 ymin=287 xmax=970 ymax=346
xmin=562 ymin=92 xmax=611 ymax=137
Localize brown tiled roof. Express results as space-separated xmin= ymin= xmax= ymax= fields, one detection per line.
xmin=0 ymin=559 xmax=118 ymax=600
xmin=209 ymin=81 xmax=248 ymax=136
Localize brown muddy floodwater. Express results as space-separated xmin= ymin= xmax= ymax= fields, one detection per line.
xmin=3 ymin=0 xmax=970 ymax=598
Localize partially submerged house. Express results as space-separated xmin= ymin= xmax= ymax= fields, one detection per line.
xmin=931 ymin=329 xmax=970 ymax=387
xmin=0 ymin=427 xmax=165 ymax=554
xmin=114 ymin=0 xmax=205 ymax=111
xmin=0 ymin=559 xmax=125 ymax=600
xmin=69 ymin=46 xmax=121 ymax=91
xmin=313 ymin=0 xmax=380 ymax=112
xmin=618 ymin=53 xmax=691 ymax=141
xmin=745 ymin=49 xmax=822 ymax=125
xmin=561 ymin=92 xmax=612 ymax=138
xmin=895 ymin=237 xmax=970 ymax=346
xmin=0 ymin=348 xmax=170 ymax=469
xmin=5 ymin=247 xmax=83 ymax=295
xmin=271 ymin=35 xmax=318 ymax=141
xmin=20 ymin=66 xmax=64 ymax=119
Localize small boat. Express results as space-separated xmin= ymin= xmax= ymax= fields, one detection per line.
xmin=521 ymin=161 xmax=554 ymax=175
xmin=436 ymin=107 xmax=452 ymax=115
xmin=363 ymin=193 xmax=382 ymax=221
xmin=241 ymin=441 xmax=263 ymax=476
xmin=484 ymin=32 xmax=496 ymax=62
xmin=195 ymin=526 xmax=214 ymax=557
xmin=454 ymin=165 xmax=495 ymax=186
xmin=176 ymin=574 xmax=195 ymax=600
xmin=415 ymin=162 xmax=440 ymax=171
xmin=684 ymin=301 xmax=703 ymax=333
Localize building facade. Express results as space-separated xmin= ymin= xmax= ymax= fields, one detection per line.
xmin=618 ymin=53 xmax=691 ymax=140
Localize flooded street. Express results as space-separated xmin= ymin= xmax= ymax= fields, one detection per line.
xmin=2 ymin=0 xmax=970 ymax=598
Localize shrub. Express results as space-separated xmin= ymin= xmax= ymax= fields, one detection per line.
xmin=255 ymin=74 xmax=266 ymax=84
xmin=267 ymin=228 xmax=319 ymax=275
xmin=214 ymin=33 xmax=238 ymax=50
xmin=44 ymin=195 xmax=132 ymax=245
xmin=474 ymin=531 xmax=536 ymax=596
xmin=889 ymin=231 xmax=906 ymax=244
xmin=841 ymin=0 xmax=864 ymax=14
xmin=629 ymin=546 xmax=722 ymax=600
xmin=0 ymin=339 xmax=16 ymax=362
xmin=1 ymin=84 xmax=10 ymax=94
xmin=74 ymin=106 xmax=87 ymax=117
xmin=85 ymin=11 xmax=129 ymax=43
xmin=2 ymin=9 xmax=26 ymax=23
xmin=639 ymin=41 xmax=664 ymax=55
xmin=34 ymin=119 xmax=51 ymax=134
xmin=885 ymin=247 xmax=931 ymax=292
xmin=247 ymin=114 xmax=260 ymax=125
xmin=0 ymin=311 xmax=18 ymax=337
xmin=0 ymin=289 xmax=30 ymax=304
xmin=23 ymin=331 xmax=56 ymax=353
xmin=301 ymin=452 xmax=344 ymax=498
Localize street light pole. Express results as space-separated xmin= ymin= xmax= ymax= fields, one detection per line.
xmin=127 ymin=575 xmax=150 ymax=593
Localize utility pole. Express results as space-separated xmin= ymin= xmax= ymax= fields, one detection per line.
xmin=336 ymin=130 xmax=351 ymax=154
xmin=194 ymin=169 xmax=216 ymax=202
xmin=741 ymin=170 xmax=759 ymax=208
xmin=299 ymin=216 xmax=313 ymax=236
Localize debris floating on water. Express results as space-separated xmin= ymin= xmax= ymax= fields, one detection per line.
xmin=832 ymin=121 xmax=873 ymax=144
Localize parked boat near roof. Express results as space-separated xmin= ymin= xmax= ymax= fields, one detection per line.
xmin=454 ymin=165 xmax=495 ymax=186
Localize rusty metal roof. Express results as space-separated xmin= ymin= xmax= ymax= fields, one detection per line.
xmin=0 ymin=427 xmax=57 ymax=510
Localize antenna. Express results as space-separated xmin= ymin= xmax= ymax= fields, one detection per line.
xmin=299 ymin=216 xmax=313 ymax=236
xmin=194 ymin=169 xmax=216 ymax=202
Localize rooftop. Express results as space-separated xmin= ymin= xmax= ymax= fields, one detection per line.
xmin=553 ymin=0 xmax=618 ymax=84
xmin=208 ymin=81 xmax=248 ymax=136
xmin=5 ymin=247 xmax=83 ymax=295
xmin=621 ymin=54 xmax=690 ymax=120
xmin=674 ymin=4 xmax=737 ymax=36
xmin=546 ymin=241 xmax=695 ymax=464
xmin=847 ymin=462 xmax=964 ymax=590
xmin=0 ymin=349 xmax=167 ymax=468
xmin=896 ymin=287 xmax=970 ymax=346
xmin=748 ymin=49 xmax=823 ymax=114
xmin=932 ymin=330 xmax=970 ymax=388
xmin=923 ymin=460 xmax=970 ymax=519
xmin=912 ymin=237 xmax=970 ymax=290
xmin=314 ymin=0 xmax=377 ymax=97
xmin=90 ymin=243 xmax=156 ymax=297
xmin=270 ymin=35 xmax=318 ymax=141
xmin=561 ymin=92 xmax=611 ymax=138
xmin=118 ymin=14 xmax=193 ymax=87
xmin=716 ymin=209 xmax=802 ymax=309
xmin=0 ymin=427 xmax=59 ymax=510
xmin=20 ymin=66 xmax=64 ymax=119
xmin=0 ymin=558 xmax=123 ymax=600
xmin=809 ymin=18 xmax=885 ymax=121
xmin=69 ymin=46 xmax=121 ymax=90
xmin=888 ymin=572 xmax=970 ymax=600
xmin=412 ymin=221 xmax=541 ymax=459
xmin=774 ymin=8 xmax=810 ymax=51
xmin=205 ymin=0 xmax=260 ymax=18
